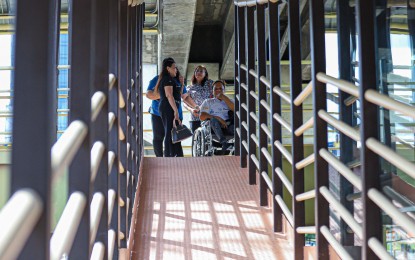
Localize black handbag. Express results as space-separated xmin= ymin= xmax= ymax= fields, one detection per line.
xmin=171 ymin=120 xmax=193 ymax=143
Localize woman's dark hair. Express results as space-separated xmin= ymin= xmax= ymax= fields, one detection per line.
xmin=155 ymin=57 xmax=175 ymax=93
xmin=191 ymin=65 xmax=209 ymax=85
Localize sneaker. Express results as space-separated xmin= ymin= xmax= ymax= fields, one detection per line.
xmin=220 ymin=142 xmax=230 ymax=155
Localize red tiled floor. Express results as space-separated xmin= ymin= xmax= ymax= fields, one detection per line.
xmin=130 ymin=157 xmax=293 ymax=260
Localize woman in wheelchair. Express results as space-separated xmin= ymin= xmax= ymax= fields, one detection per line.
xmin=196 ymin=80 xmax=235 ymax=155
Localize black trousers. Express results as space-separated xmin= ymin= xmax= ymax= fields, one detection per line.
xmin=151 ymin=114 xmax=164 ymax=157
xmin=159 ymin=101 xmax=183 ymax=157
xmin=190 ymin=120 xmax=201 ymax=133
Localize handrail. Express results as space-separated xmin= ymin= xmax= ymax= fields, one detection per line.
xmin=260 ymin=100 xmax=271 ymax=113
xmin=108 ymin=229 xmax=116 ymax=260
xmin=241 ymin=103 xmax=248 ymax=111
xmin=242 ymin=121 xmax=249 ymax=131
xmin=273 ymin=113 xmax=292 ymax=132
xmin=119 ymin=160 xmax=125 ymax=174
xmin=260 ymin=76 xmax=270 ymax=89
xmin=250 ymin=91 xmax=258 ymax=101
xmin=320 ymin=226 xmax=353 ymax=260
xmin=51 ymin=121 xmax=88 ymax=180
xmin=275 ymin=195 xmax=294 ymax=226
xmin=316 ymin=72 xmax=359 ymax=97
xmin=260 ymin=123 xmax=271 ymax=139
xmin=240 ymin=83 xmax=248 ymax=91
xmin=318 ymin=110 xmax=360 ymax=141
xmin=275 ymin=167 xmax=293 ymax=195
xmin=108 ymin=112 xmax=116 ymax=131
xmin=320 ymin=187 xmax=363 ymax=238
xmin=319 ymin=149 xmax=362 ymax=190
xmin=250 ymin=112 xmax=259 ymax=122
xmin=240 ymin=64 xmax=248 ymax=71
xmin=344 ymin=96 xmax=358 ymax=106
xmin=249 ymin=69 xmax=258 ymax=79
xmin=91 ymin=91 xmax=107 ymax=121
xmin=50 ymin=192 xmax=87 ymax=260
xmin=368 ymin=188 xmax=415 ymax=236
xmin=250 ymin=154 xmax=260 ymax=169
xmin=251 ymin=134 xmax=259 ymax=146
xmin=109 ymin=73 xmax=116 ymax=90
xmin=261 ymin=171 xmax=273 ymax=192
xmin=295 ymin=153 xmax=315 ymax=170
xmin=367 ymin=238 xmax=395 ymax=260
xmin=90 ymin=242 xmax=105 ymax=260
xmin=108 ymin=151 xmax=116 ymax=174
xmin=119 ymin=126 xmax=125 ymax=141
xmin=273 ymin=86 xmax=291 ymax=104
xmin=296 ymin=189 xmax=315 ymax=202
xmin=296 ymin=226 xmax=316 ymax=234
xmin=274 ymin=140 xmax=293 ymax=165
xmin=242 ymin=140 xmax=249 ymax=151
xmin=108 ymin=189 xmax=116 ymax=226
xmin=293 ymin=81 xmax=313 ymax=106
xmin=261 ymin=148 xmax=272 ymax=165
xmin=91 ymin=141 xmax=105 ymax=183
xmin=294 ymin=117 xmax=314 ymax=137
xmin=365 ymin=89 xmax=415 ymax=120
xmin=366 ymin=138 xmax=415 ymax=179
xmin=0 ymin=189 xmax=42 ymax=260
xmin=90 ymin=192 xmax=105 ymax=245
xmin=119 ymin=89 xmax=125 ymax=109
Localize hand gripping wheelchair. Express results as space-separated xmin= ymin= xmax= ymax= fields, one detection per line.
xmin=191 ymin=119 xmax=235 ymax=157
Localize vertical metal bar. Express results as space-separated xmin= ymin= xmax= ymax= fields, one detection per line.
xmin=256 ymin=3 xmax=268 ymax=206
xmin=268 ymin=1 xmax=283 ymax=233
xmin=108 ymin=0 xmax=120 ymax=257
xmin=234 ymin=3 xmax=241 ymax=156
xmin=91 ymin=0 xmax=110 ymax=257
xmin=68 ymin=0 xmax=92 ymax=257
xmin=310 ymin=0 xmax=329 ymax=258
xmin=119 ymin=0 xmax=129 ymax=248
xmin=336 ymin=0 xmax=354 ymax=246
xmin=246 ymin=6 xmax=256 ymax=185
xmin=12 ymin=0 xmax=59 ymax=258
xmin=357 ymin=0 xmax=382 ymax=258
xmin=288 ymin=0 xmax=305 ymax=258
xmin=139 ymin=4 xmax=144 ymax=161
xmin=238 ymin=6 xmax=248 ymax=168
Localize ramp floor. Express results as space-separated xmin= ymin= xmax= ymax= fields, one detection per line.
xmin=131 ymin=157 xmax=292 ymax=259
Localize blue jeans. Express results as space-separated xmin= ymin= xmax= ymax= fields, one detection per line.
xmin=210 ymin=117 xmax=235 ymax=144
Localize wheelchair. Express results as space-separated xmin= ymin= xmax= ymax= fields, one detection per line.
xmin=191 ymin=120 xmax=235 ymax=157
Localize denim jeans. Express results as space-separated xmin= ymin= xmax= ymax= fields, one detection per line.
xmin=210 ymin=117 xmax=234 ymax=144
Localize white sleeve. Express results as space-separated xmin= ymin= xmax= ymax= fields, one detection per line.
xmin=200 ymin=99 xmax=210 ymax=114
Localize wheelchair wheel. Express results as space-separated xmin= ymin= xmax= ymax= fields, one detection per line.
xmin=192 ymin=128 xmax=205 ymax=157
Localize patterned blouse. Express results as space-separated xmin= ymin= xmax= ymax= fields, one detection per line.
xmin=186 ymin=79 xmax=213 ymax=121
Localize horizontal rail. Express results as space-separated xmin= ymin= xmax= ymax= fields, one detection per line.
xmin=319 ymin=149 xmax=362 ymax=190
xmin=318 ymin=110 xmax=360 ymax=141
xmin=295 ymin=153 xmax=315 ymax=170
xmin=108 ymin=189 xmax=116 ymax=226
xmin=320 ymin=226 xmax=353 ymax=260
xmin=296 ymin=189 xmax=315 ymax=201
xmin=249 ymin=69 xmax=258 ymax=79
xmin=119 ymin=160 xmax=125 ymax=174
xmin=273 ymin=86 xmax=291 ymax=104
xmin=274 ymin=140 xmax=293 ymax=165
xmin=275 ymin=167 xmax=293 ymax=195
xmin=260 ymin=76 xmax=270 ymax=89
xmin=368 ymin=188 xmax=415 ymax=237
xmin=241 ymin=83 xmax=248 ymax=91
xmin=0 ymin=189 xmax=42 ymax=260
xmin=273 ymin=113 xmax=292 ymax=132
xmin=250 ymin=154 xmax=259 ymax=169
xmin=261 ymin=171 xmax=273 ymax=192
xmin=367 ymin=238 xmax=395 ymax=260
xmin=91 ymin=91 xmax=107 ymax=122
xmin=119 ymin=126 xmax=125 ymax=141
xmin=91 ymin=141 xmax=105 ymax=183
xmin=119 ymin=89 xmax=125 ymax=109
xmin=50 ymin=192 xmax=87 ymax=260
xmin=242 ymin=121 xmax=248 ymax=131
xmin=108 ymin=151 xmax=116 ymax=174
xmin=241 ymin=103 xmax=248 ymax=111
xmin=275 ymin=195 xmax=294 ymax=227
xmin=240 ymin=64 xmax=247 ymax=71
xmin=260 ymin=124 xmax=272 ymax=139
xmin=344 ymin=96 xmax=358 ymax=106
xmin=234 ymin=0 xmax=278 ymax=7
xmin=236 ymin=127 xmax=241 ymax=137
xmin=242 ymin=140 xmax=249 ymax=152
xmin=293 ymin=81 xmax=313 ymax=106
xmin=316 ymin=72 xmax=359 ymax=97
xmin=320 ymin=186 xmax=363 ymax=238
xmin=250 ymin=112 xmax=259 ymax=123
xmin=108 ymin=112 xmax=116 ymax=131
xmin=109 ymin=74 xmax=116 ymax=90
xmin=294 ymin=117 xmax=314 ymax=137
xmin=236 ymin=94 xmax=240 ymax=101
xmin=366 ymin=137 xmax=415 ymax=179
xmin=108 ymin=229 xmax=116 ymax=260
xmin=260 ymin=100 xmax=271 ymax=113
xmin=250 ymin=91 xmax=258 ymax=101
xmin=51 ymin=121 xmax=88 ymax=180
xmin=90 ymin=192 xmax=105 ymax=245
xmin=91 ymin=242 xmax=105 ymax=260
xmin=365 ymin=89 xmax=415 ymax=120
xmin=261 ymin=148 xmax=272 ymax=166
xmin=251 ymin=134 xmax=259 ymax=146
xmin=296 ymin=226 xmax=316 ymax=234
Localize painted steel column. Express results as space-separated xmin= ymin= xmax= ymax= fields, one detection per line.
xmin=268 ymin=1 xmax=283 ymax=233
xmin=11 ymin=0 xmax=59 ymax=258
xmin=336 ymin=0 xmax=354 ymax=246
xmin=310 ymin=0 xmax=329 ymax=258
xmin=288 ymin=0 xmax=305 ymax=258
xmin=255 ymin=3 xmax=268 ymax=206
xmin=91 ymin=0 xmax=110 ymax=257
xmin=234 ymin=4 xmax=241 ymax=156
xmin=108 ymin=0 xmax=120 ymax=258
xmin=246 ymin=6 xmax=257 ymax=185
xmin=357 ymin=0 xmax=382 ymax=258
xmin=68 ymin=0 xmax=93 ymax=257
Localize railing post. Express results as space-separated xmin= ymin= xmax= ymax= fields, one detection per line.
xmin=11 ymin=0 xmax=59 ymax=258
xmin=255 ymin=3 xmax=268 ymax=206
xmin=310 ymin=0 xmax=329 ymax=258
xmin=357 ymin=0 xmax=382 ymax=258
xmin=234 ymin=3 xmax=241 ymax=158
xmin=68 ymin=0 xmax=93 ymax=257
xmin=288 ymin=0 xmax=305 ymax=258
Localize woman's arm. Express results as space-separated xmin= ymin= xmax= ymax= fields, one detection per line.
xmin=146 ymin=90 xmax=160 ymax=100
xmin=164 ymin=85 xmax=179 ymax=120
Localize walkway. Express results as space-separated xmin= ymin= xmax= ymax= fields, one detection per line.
xmin=130 ymin=157 xmax=293 ymax=259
